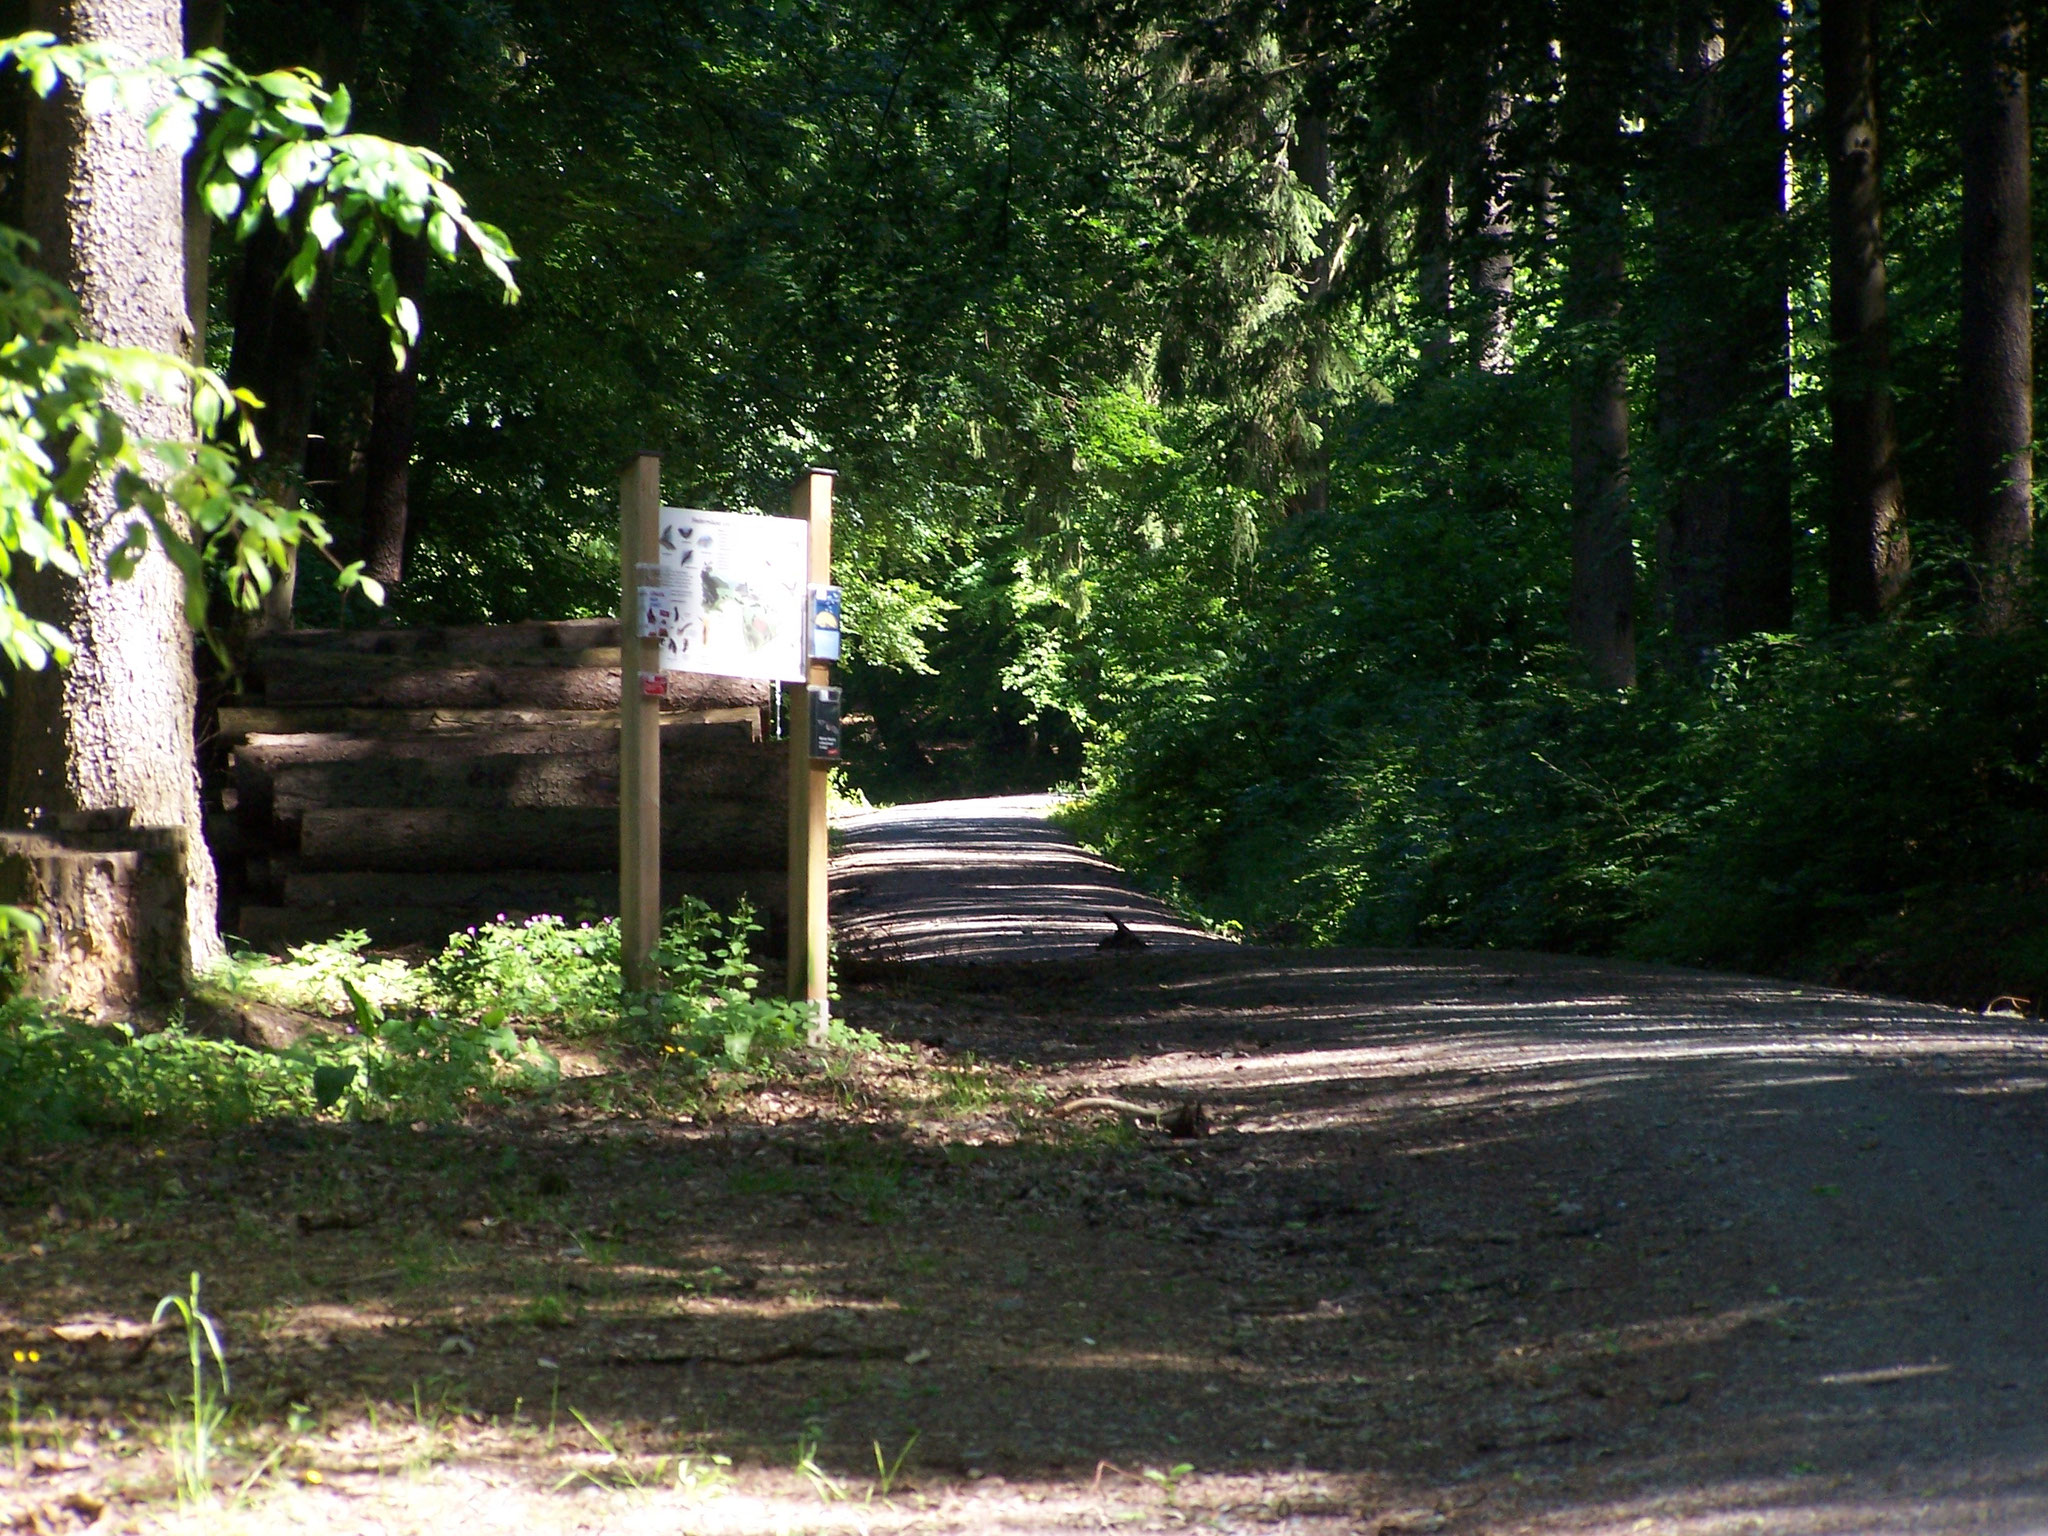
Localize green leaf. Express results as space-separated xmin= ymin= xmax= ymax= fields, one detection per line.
xmin=312 ymin=1062 xmax=357 ymax=1111
xmin=321 ymin=83 xmax=351 ymax=134
xmin=202 ymin=176 xmax=243 ymax=222
xmin=340 ymin=977 xmax=383 ymax=1033
xmin=265 ymin=171 xmax=296 ymax=220
xmin=426 ymin=209 xmax=457 ymax=261
xmin=307 ymin=201 xmax=344 ymax=251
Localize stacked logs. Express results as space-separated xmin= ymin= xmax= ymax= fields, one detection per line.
xmin=210 ymin=620 xmax=786 ymax=948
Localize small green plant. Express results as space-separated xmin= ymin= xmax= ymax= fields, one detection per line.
xmin=553 ymin=1407 xmax=648 ymax=1493
xmin=426 ymin=915 xmax=620 ymax=1032
xmin=871 ymin=1430 xmax=919 ymax=1499
xmin=673 ymin=1450 xmax=735 ymax=1495
xmin=152 ymin=1272 xmax=229 ymax=1505
xmin=7 ymin=1346 xmax=37 ymax=1473
xmin=1142 ymin=1462 xmax=1195 ymax=1504
xmin=522 ymin=1293 xmax=574 ymax=1329
xmin=934 ymin=1067 xmax=998 ymax=1111
xmin=208 ymin=930 xmax=425 ymax=1017
xmin=794 ymin=1428 xmax=846 ymax=1501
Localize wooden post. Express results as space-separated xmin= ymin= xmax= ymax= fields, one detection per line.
xmin=619 ymin=453 xmax=662 ymax=992
xmin=787 ymin=468 xmax=834 ymax=1035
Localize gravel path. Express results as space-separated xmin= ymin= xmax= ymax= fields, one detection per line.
xmin=827 ymin=797 xmax=2048 ymax=1532
xmin=831 ymin=794 xmax=1227 ymax=962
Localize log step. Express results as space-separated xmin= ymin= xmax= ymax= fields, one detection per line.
xmin=251 ymin=619 xmax=622 ymax=657
xmin=277 ymin=869 xmax=783 ymax=912
xmin=232 ymin=721 xmax=758 ymax=764
xmin=297 ymin=806 xmax=785 ymax=873
xmin=239 ymin=739 xmax=783 ymax=815
xmin=216 ymin=704 xmax=763 ymax=739
xmin=252 ymin=656 xmax=769 ymax=712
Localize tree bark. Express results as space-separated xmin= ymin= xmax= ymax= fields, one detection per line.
xmin=181 ymin=0 xmax=223 ymax=367
xmin=10 ymin=0 xmax=222 ymax=972
xmin=1560 ymin=8 xmax=1634 ymax=688
xmin=1958 ymin=0 xmax=2032 ymax=627
xmin=1652 ymin=0 xmax=1793 ymax=654
xmin=362 ymin=231 xmax=429 ymax=584
xmin=1822 ymin=0 xmax=1907 ymax=620
xmin=1415 ymin=158 xmax=1455 ymax=368
xmin=361 ymin=40 xmax=449 ymax=590
xmin=227 ymin=225 xmax=335 ymax=630
xmin=1465 ymin=62 xmax=1516 ymax=374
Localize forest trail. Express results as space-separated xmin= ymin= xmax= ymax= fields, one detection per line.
xmin=820 ymin=797 xmax=2048 ymax=1533
xmin=831 ymin=794 xmax=1227 ymax=962
xmin=11 ymin=803 xmax=2048 ymax=1536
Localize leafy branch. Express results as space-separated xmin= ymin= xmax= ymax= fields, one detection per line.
xmin=0 ymin=32 xmax=519 ymax=365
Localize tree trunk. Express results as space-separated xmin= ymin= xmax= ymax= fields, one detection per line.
xmin=1466 ymin=64 xmax=1516 ymax=374
xmin=181 ymin=0 xmax=223 ymax=367
xmin=1822 ymin=0 xmax=1907 ymax=620
xmin=1653 ymin=0 xmax=1793 ymax=654
xmin=1958 ymin=0 xmax=2032 ymax=627
xmin=362 ymin=231 xmax=429 ymax=584
xmin=361 ymin=41 xmax=448 ymax=590
xmin=10 ymin=0 xmax=222 ymax=973
xmin=1415 ymin=159 xmax=1455 ymax=367
xmin=1560 ymin=8 xmax=1634 ymax=688
xmin=227 ymin=225 xmax=335 ymax=630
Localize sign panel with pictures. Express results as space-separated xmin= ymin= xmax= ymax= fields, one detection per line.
xmin=655 ymin=507 xmax=809 ymax=683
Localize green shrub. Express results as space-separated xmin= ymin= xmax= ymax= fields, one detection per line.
xmin=0 ymin=897 xmax=842 ymax=1149
xmin=631 ymin=900 xmax=817 ymax=1071
xmin=1085 ymin=609 xmax=2048 ymax=1007
xmin=210 ymin=930 xmax=426 ymax=1017
xmin=424 ymin=914 xmax=621 ymax=1032
xmin=0 ymin=994 xmax=571 ymax=1149
xmin=0 ymin=1003 xmax=313 ymax=1144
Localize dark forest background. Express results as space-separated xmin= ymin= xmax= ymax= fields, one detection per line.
xmin=44 ymin=0 xmax=2048 ymax=1007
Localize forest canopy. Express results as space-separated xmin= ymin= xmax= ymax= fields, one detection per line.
xmin=12 ymin=0 xmax=2039 ymax=1007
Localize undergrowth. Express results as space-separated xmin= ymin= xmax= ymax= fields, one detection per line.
xmin=0 ymin=899 xmax=870 ymax=1149
xmin=1083 ymin=610 xmax=2048 ymax=1010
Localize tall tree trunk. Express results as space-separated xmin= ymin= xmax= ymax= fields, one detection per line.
xmin=1560 ymin=8 xmax=1635 ymax=688
xmin=1959 ymin=0 xmax=2032 ymax=627
xmin=1822 ymin=0 xmax=1907 ymax=619
xmin=227 ymin=226 xmax=335 ymax=629
xmin=362 ymin=232 xmax=428 ymax=585
xmin=1466 ymin=63 xmax=1516 ymax=374
xmin=360 ymin=39 xmax=448 ymax=591
xmin=9 ymin=0 xmax=222 ymax=971
xmin=1282 ymin=105 xmax=1337 ymax=520
xmin=1653 ymin=0 xmax=1793 ymax=654
xmin=181 ymin=0 xmax=222 ymax=367
xmin=1415 ymin=159 xmax=1455 ymax=367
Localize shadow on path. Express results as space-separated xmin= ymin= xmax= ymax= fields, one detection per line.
xmin=832 ymin=795 xmax=1227 ymax=962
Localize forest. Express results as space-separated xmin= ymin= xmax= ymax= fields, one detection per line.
xmin=52 ymin=0 xmax=2027 ymax=1011
xmin=3 ymin=4 xmax=2048 ymax=1530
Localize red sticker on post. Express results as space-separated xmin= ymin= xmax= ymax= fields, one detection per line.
xmin=639 ymin=670 xmax=669 ymax=698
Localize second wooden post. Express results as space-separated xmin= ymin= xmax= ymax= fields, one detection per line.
xmin=619 ymin=453 xmax=662 ymax=993
xmin=786 ymin=468 xmax=834 ymax=1036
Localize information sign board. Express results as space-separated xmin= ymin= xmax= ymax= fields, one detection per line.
xmin=655 ymin=507 xmax=808 ymax=682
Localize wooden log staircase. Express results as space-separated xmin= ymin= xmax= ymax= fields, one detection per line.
xmin=206 ymin=620 xmax=787 ymax=948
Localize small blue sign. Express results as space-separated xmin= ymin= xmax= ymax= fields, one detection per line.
xmin=809 ymin=585 xmax=843 ymax=663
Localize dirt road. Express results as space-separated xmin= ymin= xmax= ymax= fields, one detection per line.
xmin=829 ymin=796 xmax=2048 ymax=1532
xmin=832 ymin=794 xmax=1226 ymax=961
xmin=4 ymin=797 xmax=2046 ymax=1534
